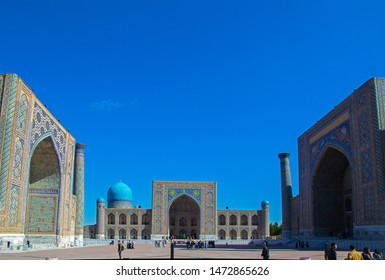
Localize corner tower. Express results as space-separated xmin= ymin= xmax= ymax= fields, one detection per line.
xmin=278 ymin=153 xmax=293 ymax=238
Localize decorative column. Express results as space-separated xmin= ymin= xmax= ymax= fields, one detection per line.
xmin=74 ymin=143 xmax=86 ymax=245
xmin=278 ymin=153 xmax=293 ymax=239
xmin=96 ymin=197 xmax=105 ymax=239
xmin=261 ymin=201 xmax=270 ymax=238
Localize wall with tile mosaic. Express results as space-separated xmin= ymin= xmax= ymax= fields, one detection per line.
xmin=288 ymin=78 xmax=385 ymax=240
xmin=0 ymin=74 xmax=84 ymax=248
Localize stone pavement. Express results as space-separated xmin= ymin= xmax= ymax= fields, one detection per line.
xmin=0 ymin=243 xmax=351 ymax=260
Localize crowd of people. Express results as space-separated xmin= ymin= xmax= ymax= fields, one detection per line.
xmin=185 ymin=239 xmax=215 ymax=249
xmin=324 ymin=242 xmax=384 ymax=260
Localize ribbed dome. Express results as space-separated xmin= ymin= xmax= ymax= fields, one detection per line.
xmin=107 ymin=181 xmax=132 ymax=202
xmin=261 ymin=200 xmax=269 ymax=206
xmin=97 ymin=196 xmax=105 ymax=203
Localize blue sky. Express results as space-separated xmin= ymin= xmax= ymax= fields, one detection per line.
xmin=1 ymin=0 xmax=385 ymax=225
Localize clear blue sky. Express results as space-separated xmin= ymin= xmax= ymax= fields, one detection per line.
xmin=1 ymin=0 xmax=385 ymax=225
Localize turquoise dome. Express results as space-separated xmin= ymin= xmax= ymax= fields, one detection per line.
xmin=107 ymin=181 xmax=132 ymax=202
xmin=262 ymin=200 xmax=269 ymax=206
xmin=97 ymin=196 xmax=105 ymax=203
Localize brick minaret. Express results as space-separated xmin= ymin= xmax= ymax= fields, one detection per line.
xmin=278 ymin=153 xmax=293 ymax=238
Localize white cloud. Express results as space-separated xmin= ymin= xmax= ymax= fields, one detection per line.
xmin=90 ymin=100 xmax=124 ymax=111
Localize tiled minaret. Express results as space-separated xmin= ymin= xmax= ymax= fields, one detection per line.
xmin=74 ymin=143 xmax=86 ymax=245
xmin=96 ymin=197 xmax=105 ymax=239
xmin=278 ymin=153 xmax=293 ymax=239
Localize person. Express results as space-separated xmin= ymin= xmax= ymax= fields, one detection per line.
xmin=261 ymin=242 xmax=270 ymax=260
xmin=346 ymin=245 xmax=363 ymax=260
xmin=373 ymin=249 xmax=384 ymax=260
xmin=117 ymin=240 xmax=124 ymax=259
xmin=323 ymin=243 xmax=328 ymax=260
xmin=26 ymin=240 xmax=30 ymax=248
xmin=362 ymin=247 xmax=373 ymax=260
xmin=327 ymin=242 xmax=337 ymax=260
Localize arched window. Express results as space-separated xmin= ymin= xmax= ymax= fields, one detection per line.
xmin=142 ymin=214 xmax=150 ymax=225
xmin=108 ymin=228 xmax=115 ymax=239
xmin=108 ymin=214 xmax=115 ymax=225
xmin=218 ymin=215 xmax=226 ymax=225
xmin=130 ymin=214 xmax=138 ymax=225
xmin=119 ymin=214 xmax=127 ymax=225
xmin=251 ymin=215 xmax=258 ymax=226
xmin=170 ymin=217 xmax=176 ymax=226
xmin=130 ymin=229 xmax=138 ymax=239
xmin=230 ymin=215 xmax=237 ymax=226
xmin=119 ymin=228 xmax=126 ymax=239
xmin=241 ymin=229 xmax=248 ymax=239
xmin=230 ymin=229 xmax=237 ymax=240
xmin=218 ymin=229 xmax=226 ymax=240
xmin=241 ymin=215 xmax=248 ymax=226
xmin=142 ymin=229 xmax=150 ymax=239
xmin=251 ymin=229 xmax=258 ymax=239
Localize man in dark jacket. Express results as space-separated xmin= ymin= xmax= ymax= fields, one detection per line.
xmin=327 ymin=242 xmax=337 ymax=260
xmin=261 ymin=242 xmax=270 ymax=260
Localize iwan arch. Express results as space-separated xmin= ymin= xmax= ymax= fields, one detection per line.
xmin=280 ymin=78 xmax=385 ymax=240
xmin=0 ymin=74 xmax=85 ymax=248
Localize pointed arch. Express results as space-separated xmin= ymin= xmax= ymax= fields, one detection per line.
xmin=312 ymin=146 xmax=353 ymax=237
xmin=26 ymin=136 xmax=61 ymax=234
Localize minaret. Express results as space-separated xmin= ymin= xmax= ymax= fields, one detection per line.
xmin=261 ymin=201 xmax=270 ymax=238
xmin=96 ymin=197 xmax=105 ymax=239
xmin=278 ymin=153 xmax=293 ymax=239
xmin=74 ymin=143 xmax=86 ymax=245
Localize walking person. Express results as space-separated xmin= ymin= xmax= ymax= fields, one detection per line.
xmin=117 ymin=240 xmax=124 ymax=259
xmin=327 ymin=242 xmax=337 ymax=260
xmin=261 ymin=242 xmax=270 ymax=260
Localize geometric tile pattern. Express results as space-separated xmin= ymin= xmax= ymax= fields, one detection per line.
xmin=31 ymin=102 xmax=66 ymax=165
xmin=167 ymin=187 xmax=201 ymax=206
xmin=12 ymin=137 xmax=24 ymax=180
xmin=8 ymin=185 xmax=20 ymax=227
xmin=26 ymin=195 xmax=57 ymax=233
xmin=0 ymin=74 xmax=83 ymax=247
xmin=0 ymin=75 xmax=17 ymax=213
xmin=16 ymin=94 xmax=28 ymax=132
xmin=74 ymin=144 xmax=85 ymax=235
xmin=151 ymin=181 xmax=217 ymax=238
xmin=309 ymin=120 xmax=351 ymax=172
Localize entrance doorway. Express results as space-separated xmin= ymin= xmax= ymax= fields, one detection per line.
xmin=168 ymin=195 xmax=200 ymax=239
xmin=313 ymin=147 xmax=353 ymax=237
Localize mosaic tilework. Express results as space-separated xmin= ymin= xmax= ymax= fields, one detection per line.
xmin=151 ymin=181 xmax=217 ymax=237
xmin=74 ymin=144 xmax=85 ymax=235
xmin=310 ymin=120 xmax=351 ymax=172
xmin=16 ymin=94 xmax=28 ymax=132
xmin=8 ymin=185 xmax=20 ymax=227
xmin=12 ymin=137 xmax=24 ymax=180
xmin=361 ymin=150 xmax=373 ymax=184
xmin=0 ymin=74 xmax=18 ymax=213
xmin=167 ymin=187 xmax=201 ymax=206
xmin=31 ymin=102 xmax=66 ymax=165
xmin=27 ymin=195 xmax=57 ymax=233
xmin=0 ymin=75 xmax=4 ymax=105
xmin=379 ymin=79 xmax=385 ymax=199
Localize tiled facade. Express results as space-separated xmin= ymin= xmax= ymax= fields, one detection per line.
xmin=91 ymin=180 xmax=270 ymax=240
xmin=281 ymin=78 xmax=385 ymax=240
xmin=0 ymin=74 xmax=85 ymax=249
